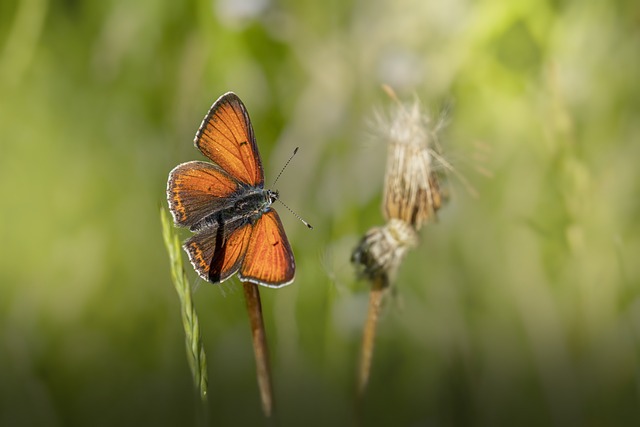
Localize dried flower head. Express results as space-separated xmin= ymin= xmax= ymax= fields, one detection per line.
xmin=352 ymin=88 xmax=448 ymax=284
xmin=378 ymin=94 xmax=444 ymax=230
xmin=351 ymin=218 xmax=418 ymax=283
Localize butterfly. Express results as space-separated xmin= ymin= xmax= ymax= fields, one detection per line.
xmin=167 ymin=92 xmax=296 ymax=288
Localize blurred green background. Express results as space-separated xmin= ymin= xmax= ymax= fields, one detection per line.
xmin=2 ymin=0 xmax=639 ymax=425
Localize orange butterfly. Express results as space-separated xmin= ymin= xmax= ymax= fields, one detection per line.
xmin=167 ymin=92 xmax=295 ymax=287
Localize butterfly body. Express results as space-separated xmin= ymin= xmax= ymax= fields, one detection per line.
xmin=167 ymin=93 xmax=295 ymax=288
xmin=189 ymin=187 xmax=277 ymax=232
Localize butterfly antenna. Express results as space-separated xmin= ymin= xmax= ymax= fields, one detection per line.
xmin=276 ymin=198 xmax=313 ymax=229
xmin=271 ymin=147 xmax=312 ymax=229
xmin=272 ymin=147 xmax=299 ymax=186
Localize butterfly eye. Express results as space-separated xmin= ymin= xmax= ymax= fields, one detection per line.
xmin=269 ymin=190 xmax=279 ymax=204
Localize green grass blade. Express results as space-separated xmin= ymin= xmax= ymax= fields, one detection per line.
xmin=160 ymin=207 xmax=208 ymax=402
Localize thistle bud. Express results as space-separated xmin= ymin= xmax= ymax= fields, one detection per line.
xmin=351 ymin=219 xmax=418 ymax=283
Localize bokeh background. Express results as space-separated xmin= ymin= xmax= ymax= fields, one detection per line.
xmin=2 ymin=0 xmax=639 ymax=425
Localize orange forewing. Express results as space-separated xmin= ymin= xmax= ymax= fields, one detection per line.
xmin=240 ymin=209 xmax=295 ymax=287
xmin=184 ymin=220 xmax=253 ymax=283
xmin=195 ymin=93 xmax=264 ymax=187
xmin=167 ymin=161 xmax=239 ymax=228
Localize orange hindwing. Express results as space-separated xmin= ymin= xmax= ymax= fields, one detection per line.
xmin=240 ymin=209 xmax=295 ymax=287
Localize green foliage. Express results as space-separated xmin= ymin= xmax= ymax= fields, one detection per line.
xmin=1 ymin=0 xmax=639 ymax=426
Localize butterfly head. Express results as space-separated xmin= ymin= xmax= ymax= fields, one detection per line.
xmin=267 ymin=189 xmax=279 ymax=205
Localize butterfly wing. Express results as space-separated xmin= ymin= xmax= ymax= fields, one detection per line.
xmin=195 ymin=92 xmax=264 ymax=187
xmin=184 ymin=218 xmax=253 ymax=283
xmin=167 ymin=161 xmax=239 ymax=230
xmin=239 ymin=209 xmax=295 ymax=287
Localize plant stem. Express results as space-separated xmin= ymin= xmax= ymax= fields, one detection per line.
xmin=242 ymin=281 xmax=275 ymax=418
xmin=357 ymin=275 xmax=388 ymax=398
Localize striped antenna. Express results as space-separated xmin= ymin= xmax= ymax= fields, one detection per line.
xmin=271 ymin=146 xmax=312 ymax=229
xmin=272 ymin=147 xmax=299 ymax=186
xmin=277 ymin=198 xmax=313 ymax=229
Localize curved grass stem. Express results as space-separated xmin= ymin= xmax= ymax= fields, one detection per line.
xmin=160 ymin=207 xmax=209 ymax=402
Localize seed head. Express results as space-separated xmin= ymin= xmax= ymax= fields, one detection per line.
xmin=351 ymin=219 xmax=418 ymax=283
xmin=379 ymin=98 xmax=444 ymax=230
